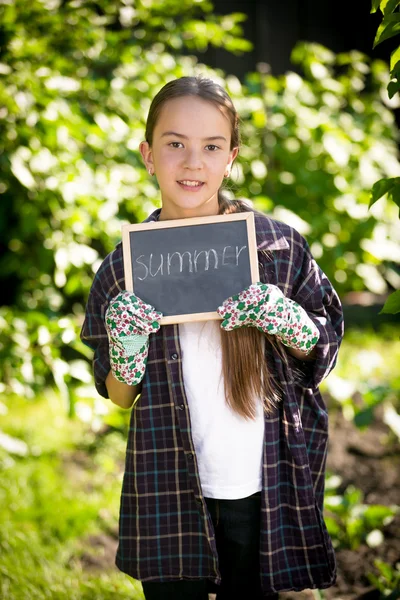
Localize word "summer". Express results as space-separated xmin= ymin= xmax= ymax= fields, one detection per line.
xmin=135 ymin=245 xmax=247 ymax=280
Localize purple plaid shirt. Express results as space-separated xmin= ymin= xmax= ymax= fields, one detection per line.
xmin=81 ymin=208 xmax=344 ymax=593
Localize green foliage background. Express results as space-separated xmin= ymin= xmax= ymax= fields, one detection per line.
xmin=1 ymin=0 xmax=399 ymax=404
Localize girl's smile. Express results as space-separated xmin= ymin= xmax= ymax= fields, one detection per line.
xmin=177 ymin=180 xmax=204 ymax=191
xmin=140 ymin=96 xmax=238 ymax=220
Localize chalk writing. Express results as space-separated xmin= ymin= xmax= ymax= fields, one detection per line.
xmin=135 ymin=245 xmax=247 ymax=281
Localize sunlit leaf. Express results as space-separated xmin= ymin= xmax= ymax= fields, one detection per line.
xmin=390 ymin=46 xmax=400 ymax=72
xmin=382 ymin=0 xmax=400 ymax=15
xmin=375 ymin=559 xmax=397 ymax=581
xmin=379 ymin=289 xmax=400 ymax=314
xmin=323 ymin=515 xmax=341 ymax=538
xmin=369 ymin=177 xmax=400 ymax=207
xmin=371 ymin=0 xmax=383 ymax=13
xmin=373 ymin=13 xmax=400 ymax=48
xmin=363 ymin=504 xmax=397 ymax=528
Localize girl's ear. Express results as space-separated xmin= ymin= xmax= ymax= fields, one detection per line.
xmin=139 ymin=141 xmax=154 ymax=173
xmin=226 ymin=146 xmax=239 ymax=174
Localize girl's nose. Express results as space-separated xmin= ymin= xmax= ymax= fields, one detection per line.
xmin=184 ymin=149 xmax=203 ymax=170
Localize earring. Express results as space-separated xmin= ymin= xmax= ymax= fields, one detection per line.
xmin=224 ymin=169 xmax=231 ymax=178
xmin=148 ymin=168 xmax=154 ymax=176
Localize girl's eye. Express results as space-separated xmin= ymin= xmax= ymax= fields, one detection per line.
xmin=206 ymin=144 xmax=219 ymax=151
xmin=169 ymin=142 xmax=183 ymax=148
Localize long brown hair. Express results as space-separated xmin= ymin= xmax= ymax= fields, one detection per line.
xmin=145 ymin=76 xmax=281 ymax=419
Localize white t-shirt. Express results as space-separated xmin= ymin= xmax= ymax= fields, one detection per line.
xmin=179 ymin=320 xmax=265 ymax=500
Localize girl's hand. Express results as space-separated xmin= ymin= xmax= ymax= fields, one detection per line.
xmin=217 ymin=282 xmax=320 ymax=355
xmin=105 ymin=291 xmax=162 ymax=386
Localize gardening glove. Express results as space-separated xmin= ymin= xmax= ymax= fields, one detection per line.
xmin=217 ymin=282 xmax=320 ymax=355
xmin=105 ymin=291 xmax=162 ymax=386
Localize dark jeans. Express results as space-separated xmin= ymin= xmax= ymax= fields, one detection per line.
xmin=142 ymin=492 xmax=279 ymax=600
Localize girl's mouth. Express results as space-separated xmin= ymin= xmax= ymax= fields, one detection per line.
xmin=177 ymin=180 xmax=205 ymax=191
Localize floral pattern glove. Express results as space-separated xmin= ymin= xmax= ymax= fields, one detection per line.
xmin=217 ymin=282 xmax=320 ymax=355
xmin=105 ymin=291 xmax=162 ymax=386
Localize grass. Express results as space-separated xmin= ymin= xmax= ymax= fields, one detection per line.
xmin=0 ymin=393 xmax=143 ymax=600
xmin=0 ymin=326 xmax=399 ymax=599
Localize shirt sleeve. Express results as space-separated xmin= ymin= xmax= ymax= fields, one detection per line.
xmin=80 ymin=243 xmax=125 ymax=398
xmin=80 ymin=280 xmax=110 ymax=399
xmin=288 ymin=237 xmax=344 ymax=389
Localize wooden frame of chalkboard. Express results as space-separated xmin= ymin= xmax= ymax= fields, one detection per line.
xmin=122 ymin=212 xmax=259 ymax=325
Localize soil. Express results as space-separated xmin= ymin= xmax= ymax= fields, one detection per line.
xmin=78 ymin=404 xmax=400 ymax=599
xmin=281 ymin=404 xmax=400 ymax=600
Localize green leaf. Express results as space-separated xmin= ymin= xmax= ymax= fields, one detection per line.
xmin=369 ymin=177 xmax=399 ymax=207
xmin=373 ymin=14 xmax=400 ymax=48
xmin=389 ymin=179 xmax=400 ymax=210
xmin=345 ymin=485 xmax=363 ymax=507
xmin=379 ymin=290 xmax=400 ymax=314
xmin=375 ymin=559 xmax=395 ymax=581
xmin=323 ymin=515 xmax=341 ymax=538
xmin=371 ymin=0 xmax=383 ymax=13
xmin=354 ymin=406 xmax=375 ymax=429
xmin=390 ymin=46 xmax=400 ymax=72
xmin=382 ymin=0 xmax=400 ymax=15
xmin=367 ymin=573 xmax=382 ymax=590
xmin=388 ymin=79 xmax=400 ymax=98
xmin=363 ymin=504 xmax=396 ymax=528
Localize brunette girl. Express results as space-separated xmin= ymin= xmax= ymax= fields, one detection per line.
xmin=81 ymin=76 xmax=344 ymax=600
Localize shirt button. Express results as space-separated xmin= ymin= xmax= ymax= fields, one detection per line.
xmin=176 ymin=404 xmax=185 ymax=411
xmin=188 ymin=453 xmax=194 ymax=460
xmin=171 ymin=353 xmax=178 ymax=360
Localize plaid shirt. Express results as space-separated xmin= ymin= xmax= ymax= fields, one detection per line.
xmin=81 ymin=208 xmax=344 ymax=593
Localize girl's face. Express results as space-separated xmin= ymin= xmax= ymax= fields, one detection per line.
xmin=140 ymin=96 xmax=238 ymax=220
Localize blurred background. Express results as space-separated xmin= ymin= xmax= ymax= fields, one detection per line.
xmin=0 ymin=1 xmax=399 ymax=598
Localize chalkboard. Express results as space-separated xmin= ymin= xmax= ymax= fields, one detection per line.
xmin=122 ymin=212 xmax=259 ymax=325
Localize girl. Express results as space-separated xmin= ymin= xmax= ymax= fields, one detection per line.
xmin=81 ymin=76 xmax=344 ymax=600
